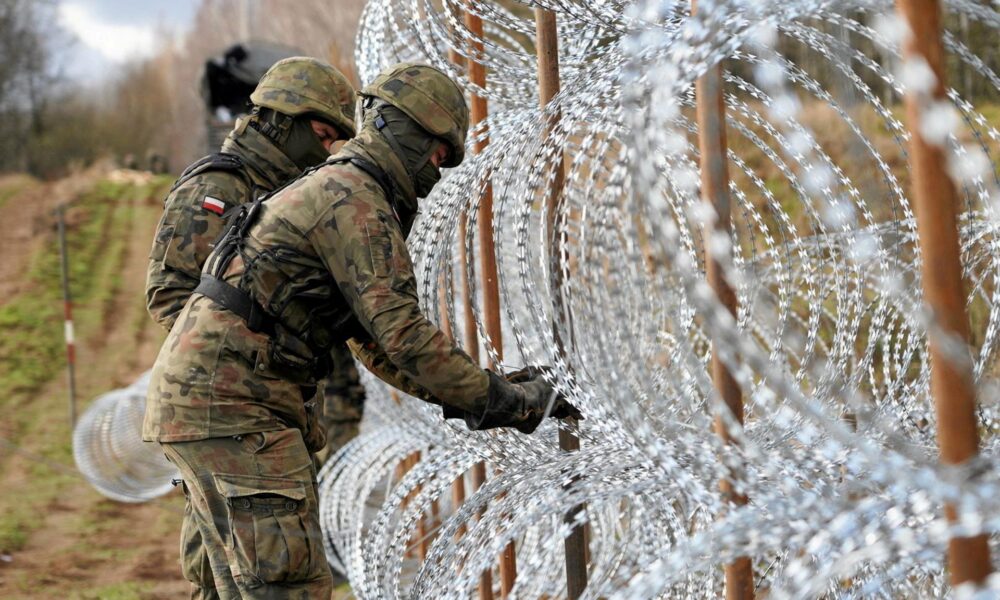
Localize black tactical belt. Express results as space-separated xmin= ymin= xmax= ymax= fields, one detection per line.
xmin=194 ymin=275 xmax=276 ymax=336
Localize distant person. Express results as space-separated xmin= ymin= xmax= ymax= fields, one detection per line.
xmin=144 ymin=63 xmax=581 ymax=598
xmin=144 ymin=56 xmax=357 ymax=599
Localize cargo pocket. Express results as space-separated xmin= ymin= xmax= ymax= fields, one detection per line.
xmin=214 ymin=473 xmax=319 ymax=588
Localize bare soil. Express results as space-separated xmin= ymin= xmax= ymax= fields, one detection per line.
xmin=0 ymin=169 xmax=355 ymax=599
xmin=0 ymin=168 xmax=189 ymax=599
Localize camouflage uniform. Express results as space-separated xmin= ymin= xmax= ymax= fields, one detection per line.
xmin=142 ymin=119 xmax=491 ymax=448
xmin=145 ymin=63 xmax=577 ymax=599
xmin=145 ymin=57 xmax=357 ymax=599
xmin=165 ymin=429 xmax=327 ymax=599
xmin=145 ymin=119 xmax=300 ymax=331
xmin=314 ymin=351 xmax=365 ymax=465
xmin=146 ymin=56 xmax=357 ymax=332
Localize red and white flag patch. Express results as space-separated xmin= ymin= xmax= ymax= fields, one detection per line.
xmin=202 ymin=196 xmax=226 ymax=215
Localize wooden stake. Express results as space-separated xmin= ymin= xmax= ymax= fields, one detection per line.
xmin=895 ymin=0 xmax=992 ymax=586
xmin=465 ymin=1 xmax=512 ymax=595
xmin=56 ymin=205 xmax=77 ymax=427
xmin=692 ymin=1 xmax=753 ymax=597
xmin=471 ymin=460 xmax=494 ymax=598
xmin=534 ymin=7 xmax=589 ymax=599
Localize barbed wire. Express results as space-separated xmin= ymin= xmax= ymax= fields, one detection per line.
xmin=67 ymin=0 xmax=1000 ymax=596
xmin=325 ymin=0 xmax=1000 ymax=598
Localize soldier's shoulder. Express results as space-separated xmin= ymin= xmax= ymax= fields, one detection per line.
xmin=173 ymin=168 xmax=250 ymax=196
xmin=312 ymin=187 xmax=393 ymax=239
xmin=315 ymin=160 xmax=389 ymax=204
xmin=285 ymin=163 xmax=387 ymax=216
xmin=166 ymin=169 xmax=250 ymax=209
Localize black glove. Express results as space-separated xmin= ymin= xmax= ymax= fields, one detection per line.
xmin=464 ymin=369 xmax=583 ymax=434
xmin=503 ymin=365 xmax=584 ymax=421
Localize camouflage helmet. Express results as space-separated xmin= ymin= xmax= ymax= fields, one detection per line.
xmin=362 ymin=63 xmax=469 ymax=168
xmin=250 ymin=57 xmax=357 ymax=137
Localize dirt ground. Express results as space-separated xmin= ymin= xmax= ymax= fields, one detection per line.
xmin=0 ymin=168 xmax=190 ymax=599
xmin=0 ymin=170 xmax=352 ymax=599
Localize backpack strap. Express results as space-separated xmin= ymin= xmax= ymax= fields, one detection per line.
xmin=168 ymin=152 xmax=251 ymax=195
xmin=194 ymin=275 xmax=275 ymax=335
xmin=345 ymin=157 xmax=395 ymax=209
xmin=195 ymin=155 xmax=397 ymax=376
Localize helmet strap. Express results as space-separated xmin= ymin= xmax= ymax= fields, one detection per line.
xmin=249 ymin=107 xmax=294 ymax=146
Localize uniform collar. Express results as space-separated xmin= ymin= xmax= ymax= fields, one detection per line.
xmin=222 ymin=117 xmax=301 ymax=191
xmin=338 ymin=126 xmax=418 ymax=217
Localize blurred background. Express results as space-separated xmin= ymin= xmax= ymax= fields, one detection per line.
xmin=0 ymin=0 xmax=364 ymax=178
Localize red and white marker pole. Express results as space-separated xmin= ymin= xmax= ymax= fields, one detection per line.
xmin=56 ymin=205 xmax=77 ymax=426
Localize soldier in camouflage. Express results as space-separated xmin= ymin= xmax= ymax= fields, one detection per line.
xmin=144 ymin=56 xmax=359 ymax=599
xmin=145 ymin=63 xmax=581 ymax=599
xmin=146 ymin=56 xmax=356 ymax=331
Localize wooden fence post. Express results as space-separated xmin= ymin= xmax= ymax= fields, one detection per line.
xmin=534 ymin=7 xmax=589 ymax=599
xmin=895 ymin=0 xmax=993 ymax=586
xmin=56 ymin=204 xmax=78 ymax=427
xmin=692 ymin=1 xmax=753 ymax=597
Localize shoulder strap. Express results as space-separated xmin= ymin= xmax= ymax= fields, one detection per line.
xmin=169 ymin=152 xmax=250 ymax=194
xmin=345 ymin=157 xmax=395 ymax=205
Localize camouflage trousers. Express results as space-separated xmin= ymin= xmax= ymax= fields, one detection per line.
xmin=313 ymin=346 xmax=366 ymax=466
xmin=162 ymin=428 xmax=333 ymax=599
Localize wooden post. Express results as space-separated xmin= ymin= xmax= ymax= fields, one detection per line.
xmin=56 ymin=205 xmax=77 ymax=427
xmin=895 ymin=0 xmax=993 ymax=586
xmin=692 ymin=1 xmax=753 ymax=598
xmin=470 ymin=461 xmax=494 ymax=598
xmin=443 ymin=22 xmax=486 ymax=586
xmin=457 ymin=131 xmax=494 ymax=600
xmin=534 ymin=8 xmax=589 ymax=599
xmin=465 ymin=1 xmax=513 ymax=595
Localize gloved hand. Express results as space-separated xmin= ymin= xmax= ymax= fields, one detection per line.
xmin=466 ymin=368 xmax=583 ymax=434
xmin=503 ymin=365 xmax=584 ymax=421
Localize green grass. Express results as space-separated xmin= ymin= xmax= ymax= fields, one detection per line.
xmin=0 ymin=462 xmax=77 ymax=553
xmin=70 ymin=581 xmax=145 ymax=600
xmin=0 ymin=513 xmax=28 ymax=553
xmin=0 ymin=174 xmax=172 ymax=556
xmin=0 ymin=175 xmax=37 ymax=210
xmin=0 ymin=177 xmax=170 ymax=403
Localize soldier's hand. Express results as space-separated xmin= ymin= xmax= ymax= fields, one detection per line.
xmin=504 ymin=365 xmax=544 ymax=384
xmin=468 ymin=369 xmax=583 ymax=434
xmin=515 ymin=373 xmax=583 ymax=433
xmin=504 ymin=365 xmax=583 ymax=423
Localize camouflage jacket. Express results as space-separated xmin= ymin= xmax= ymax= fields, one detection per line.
xmin=145 ymin=118 xmax=301 ymax=331
xmin=143 ymin=128 xmax=489 ymax=443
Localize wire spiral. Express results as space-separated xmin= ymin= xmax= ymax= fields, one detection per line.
xmin=72 ymin=371 xmax=179 ymax=503
xmin=322 ymin=0 xmax=1000 ymax=598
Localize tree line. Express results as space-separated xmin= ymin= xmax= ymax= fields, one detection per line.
xmin=0 ymin=0 xmax=363 ymax=179
xmin=0 ymin=1 xmax=995 ymax=180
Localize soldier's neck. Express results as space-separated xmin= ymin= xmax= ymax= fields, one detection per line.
xmin=339 ymin=128 xmax=418 ymax=213
xmin=222 ymin=117 xmax=301 ymax=191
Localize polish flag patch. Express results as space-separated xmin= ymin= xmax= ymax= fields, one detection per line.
xmin=202 ymin=196 xmax=226 ymax=215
